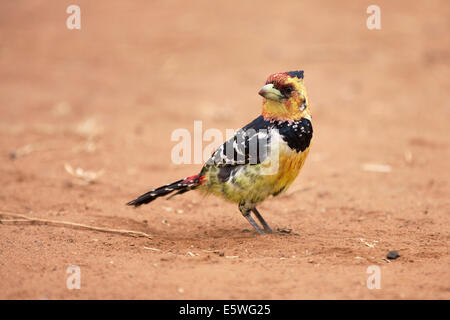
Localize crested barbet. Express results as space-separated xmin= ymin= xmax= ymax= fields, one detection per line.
xmin=127 ymin=71 xmax=313 ymax=234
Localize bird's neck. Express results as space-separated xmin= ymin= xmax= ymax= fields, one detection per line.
xmin=262 ymin=99 xmax=311 ymax=122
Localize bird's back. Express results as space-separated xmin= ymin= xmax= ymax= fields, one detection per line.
xmin=199 ymin=115 xmax=313 ymax=204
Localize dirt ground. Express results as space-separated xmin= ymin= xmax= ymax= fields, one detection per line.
xmin=0 ymin=0 xmax=449 ymax=299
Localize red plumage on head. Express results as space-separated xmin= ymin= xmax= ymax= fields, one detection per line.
xmin=265 ymin=70 xmax=303 ymax=87
xmin=265 ymin=72 xmax=289 ymax=85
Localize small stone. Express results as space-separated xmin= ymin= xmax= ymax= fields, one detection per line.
xmin=387 ymin=250 xmax=400 ymax=260
xmin=64 ymin=180 xmax=74 ymax=188
xmin=277 ymin=227 xmax=292 ymax=234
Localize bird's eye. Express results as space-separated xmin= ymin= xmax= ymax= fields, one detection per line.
xmin=280 ymin=85 xmax=294 ymax=97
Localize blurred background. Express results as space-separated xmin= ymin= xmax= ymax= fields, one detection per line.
xmin=0 ymin=0 xmax=449 ymax=299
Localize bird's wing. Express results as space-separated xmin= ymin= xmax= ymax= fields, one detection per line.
xmin=204 ymin=116 xmax=275 ymax=168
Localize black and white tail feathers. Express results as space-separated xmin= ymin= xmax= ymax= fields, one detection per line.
xmin=126 ymin=174 xmax=203 ymax=207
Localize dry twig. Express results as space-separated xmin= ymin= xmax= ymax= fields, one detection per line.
xmin=0 ymin=211 xmax=152 ymax=239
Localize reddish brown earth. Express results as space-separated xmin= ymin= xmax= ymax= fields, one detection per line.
xmin=0 ymin=0 xmax=449 ymax=299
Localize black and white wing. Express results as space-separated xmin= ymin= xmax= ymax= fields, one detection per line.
xmin=204 ymin=116 xmax=275 ymax=168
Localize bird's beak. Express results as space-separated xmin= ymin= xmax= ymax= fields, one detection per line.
xmin=258 ymin=83 xmax=283 ymax=102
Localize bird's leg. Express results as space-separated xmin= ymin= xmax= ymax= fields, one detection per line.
xmin=239 ymin=202 xmax=264 ymax=234
xmin=244 ymin=214 xmax=265 ymax=235
xmin=251 ymin=207 xmax=273 ymax=233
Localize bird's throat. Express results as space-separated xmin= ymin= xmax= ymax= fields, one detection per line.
xmin=262 ymin=99 xmax=309 ymax=122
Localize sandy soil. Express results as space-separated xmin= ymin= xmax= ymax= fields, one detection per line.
xmin=0 ymin=0 xmax=449 ymax=299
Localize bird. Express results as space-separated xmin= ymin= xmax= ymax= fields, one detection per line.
xmin=127 ymin=70 xmax=313 ymax=234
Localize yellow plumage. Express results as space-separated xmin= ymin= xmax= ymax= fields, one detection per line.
xmin=200 ymin=142 xmax=311 ymax=204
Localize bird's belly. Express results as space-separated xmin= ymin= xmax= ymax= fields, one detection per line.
xmin=265 ymin=145 xmax=311 ymax=195
xmin=200 ymin=145 xmax=311 ymax=204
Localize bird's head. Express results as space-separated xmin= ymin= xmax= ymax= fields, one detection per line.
xmin=259 ymin=71 xmax=310 ymax=122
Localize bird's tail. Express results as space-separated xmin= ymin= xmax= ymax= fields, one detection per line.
xmin=126 ymin=174 xmax=205 ymax=207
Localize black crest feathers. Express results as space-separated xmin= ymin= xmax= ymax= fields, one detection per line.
xmin=286 ymin=70 xmax=304 ymax=79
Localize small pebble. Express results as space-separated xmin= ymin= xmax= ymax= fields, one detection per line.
xmin=277 ymin=227 xmax=292 ymax=234
xmin=387 ymin=250 xmax=400 ymax=260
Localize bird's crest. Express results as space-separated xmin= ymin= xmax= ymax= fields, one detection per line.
xmin=286 ymin=70 xmax=304 ymax=79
